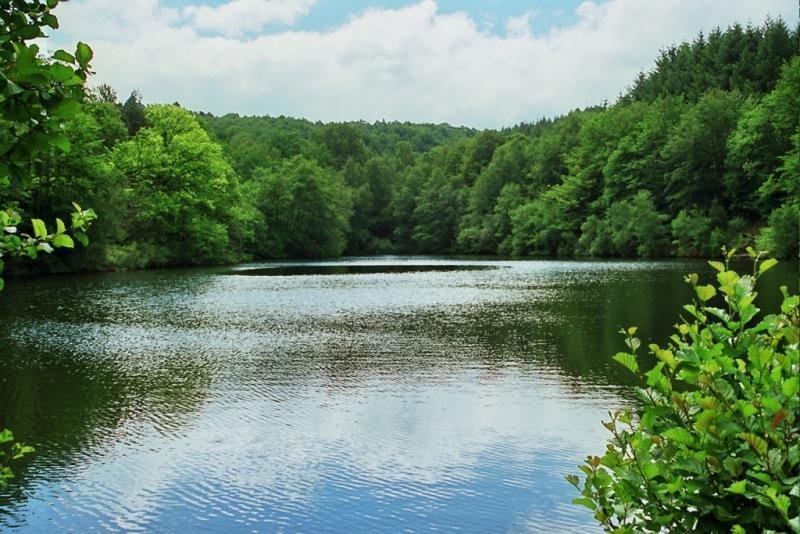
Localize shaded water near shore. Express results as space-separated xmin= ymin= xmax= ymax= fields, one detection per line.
xmin=0 ymin=257 xmax=796 ymax=531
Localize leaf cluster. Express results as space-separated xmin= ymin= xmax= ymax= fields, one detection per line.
xmin=569 ymin=249 xmax=800 ymax=532
xmin=0 ymin=428 xmax=33 ymax=489
xmin=0 ymin=203 xmax=95 ymax=288
xmin=1 ymin=0 xmax=93 ymax=185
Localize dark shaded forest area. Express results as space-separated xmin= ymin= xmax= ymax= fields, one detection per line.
xmin=3 ymin=18 xmax=798 ymax=273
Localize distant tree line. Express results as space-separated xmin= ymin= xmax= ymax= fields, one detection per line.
xmin=1 ymin=18 xmax=797 ymax=273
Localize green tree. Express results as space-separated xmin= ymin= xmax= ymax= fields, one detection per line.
xmin=726 ymin=57 xmax=800 ymax=215
xmin=120 ymin=90 xmax=147 ymax=136
xmin=457 ymin=135 xmax=532 ymax=253
xmin=576 ymin=190 xmax=670 ymax=257
xmin=249 ymin=156 xmax=352 ymax=257
xmin=491 ymin=183 xmax=524 ymax=255
xmin=602 ymin=98 xmax=686 ymax=208
xmin=661 ymin=90 xmax=744 ymax=214
xmin=111 ymin=104 xmax=246 ymax=266
xmin=22 ymin=104 xmax=123 ymax=271
xmin=757 ymin=203 xmax=800 ymax=260
xmin=317 ymin=122 xmax=366 ymax=170
xmin=344 ymin=156 xmax=396 ymax=254
xmin=670 ymin=210 xmax=714 ymax=257
xmin=625 ymin=19 xmax=796 ymax=102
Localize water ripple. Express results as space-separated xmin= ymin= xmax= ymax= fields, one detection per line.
xmin=3 ymin=257 xmax=773 ymax=532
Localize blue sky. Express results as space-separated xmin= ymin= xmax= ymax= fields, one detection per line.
xmin=161 ymin=0 xmax=583 ymax=34
xmin=52 ymin=0 xmax=798 ymax=128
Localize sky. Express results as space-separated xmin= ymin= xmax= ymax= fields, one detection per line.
xmin=47 ymin=0 xmax=798 ymax=128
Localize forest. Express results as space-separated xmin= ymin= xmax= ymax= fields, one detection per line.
xmin=2 ymin=17 xmax=798 ymax=274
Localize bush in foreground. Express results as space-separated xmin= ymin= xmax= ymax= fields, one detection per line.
xmin=568 ymin=248 xmax=799 ymax=532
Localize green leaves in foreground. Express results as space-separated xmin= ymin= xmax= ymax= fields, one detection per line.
xmin=568 ymin=249 xmax=800 ymax=533
xmin=0 ymin=428 xmax=34 ymax=489
xmin=0 ymin=205 xmax=96 ymax=285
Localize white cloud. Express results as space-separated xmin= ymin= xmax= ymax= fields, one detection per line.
xmin=182 ymin=0 xmax=316 ymax=37
xmin=506 ymin=11 xmax=533 ymax=37
xmin=49 ymin=0 xmax=798 ymax=128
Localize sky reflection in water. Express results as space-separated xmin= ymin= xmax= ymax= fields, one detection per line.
xmin=0 ymin=257 xmax=794 ymax=531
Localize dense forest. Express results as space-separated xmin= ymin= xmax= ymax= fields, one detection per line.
xmin=2 ymin=18 xmax=798 ymax=273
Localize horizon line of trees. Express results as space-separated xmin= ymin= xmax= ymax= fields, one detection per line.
xmin=1 ymin=17 xmax=798 ymax=275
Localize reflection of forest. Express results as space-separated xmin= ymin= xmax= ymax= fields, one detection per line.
xmin=0 ymin=271 xmax=216 ymax=508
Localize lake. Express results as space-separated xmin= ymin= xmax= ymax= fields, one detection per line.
xmin=0 ymin=257 xmax=795 ymax=532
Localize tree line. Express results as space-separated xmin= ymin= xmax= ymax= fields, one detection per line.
xmin=2 ymin=18 xmax=797 ymax=274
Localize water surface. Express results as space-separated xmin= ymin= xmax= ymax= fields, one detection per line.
xmin=0 ymin=257 xmax=795 ymax=532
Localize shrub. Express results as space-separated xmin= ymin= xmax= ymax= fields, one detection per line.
xmin=757 ymin=203 xmax=800 ymax=260
xmin=671 ymin=210 xmax=713 ymax=257
xmin=568 ymin=248 xmax=800 ymax=532
xmin=576 ymin=191 xmax=670 ymax=257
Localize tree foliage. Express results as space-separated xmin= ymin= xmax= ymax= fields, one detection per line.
xmin=247 ymin=156 xmax=352 ymax=258
xmin=2 ymin=16 xmax=797 ymax=274
xmin=624 ymin=18 xmax=796 ymax=102
xmin=0 ymin=0 xmax=93 ymax=186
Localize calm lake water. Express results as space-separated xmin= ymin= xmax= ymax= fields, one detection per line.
xmin=0 ymin=257 xmax=796 ymax=532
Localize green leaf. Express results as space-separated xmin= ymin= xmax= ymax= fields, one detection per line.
xmin=717 ymin=270 xmax=739 ymax=287
xmin=50 ymin=133 xmax=71 ymax=153
xmin=738 ymin=433 xmax=768 ymax=456
xmin=758 ymin=258 xmax=778 ymax=275
xmin=735 ymin=400 xmax=757 ymax=418
xmin=696 ymin=284 xmax=716 ymax=302
xmin=708 ymin=261 xmax=725 ymax=272
xmin=723 ymin=457 xmax=743 ymax=476
xmin=47 ymin=63 xmax=76 ymax=83
xmin=663 ymin=427 xmax=695 ymax=446
xmin=782 ymin=295 xmax=799 ymax=314
xmin=55 ymin=218 xmax=66 ymax=235
xmin=0 ymin=429 xmax=13 ymax=443
xmin=775 ymin=494 xmax=790 ymax=517
xmin=42 ymin=13 xmax=59 ymax=29
xmin=13 ymin=25 xmax=42 ymax=39
xmin=75 ymin=42 xmax=93 ymax=67
xmin=782 ymin=377 xmax=798 ymax=398
xmin=31 ymin=218 xmax=47 ymax=238
xmin=52 ymin=234 xmax=74 ymax=248
xmin=73 ymin=232 xmax=89 ymax=247
xmin=53 ymin=49 xmax=75 ymax=63
xmin=625 ymin=337 xmax=641 ymax=351
xmin=572 ymin=497 xmax=596 ymax=511
xmin=612 ymin=352 xmax=638 ymax=374
xmin=761 ymin=396 xmax=780 ymax=413
xmin=645 ymin=363 xmax=670 ymax=393
xmin=767 ymin=449 xmax=784 ymax=473
xmin=727 ymin=480 xmax=747 ymax=494
xmin=693 ymin=410 xmax=717 ymax=433
xmin=642 ymin=462 xmax=660 ymax=480
xmin=52 ymin=98 xmax=80 ymax=118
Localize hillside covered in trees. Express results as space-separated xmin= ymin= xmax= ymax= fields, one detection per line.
xmin=2 ymin=18 xmax=798 ymax=273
